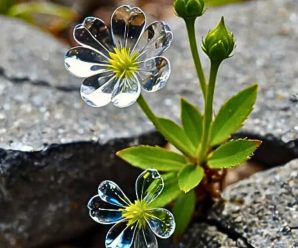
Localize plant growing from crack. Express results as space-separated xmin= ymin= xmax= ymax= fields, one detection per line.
xmin=64 ymin=1 xmax=261 ymax=246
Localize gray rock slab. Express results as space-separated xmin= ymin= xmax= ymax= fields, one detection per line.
xmin=177 ymin=159 xmax=298 ymax=248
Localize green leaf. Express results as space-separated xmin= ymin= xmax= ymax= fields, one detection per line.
xmin=116 ymin=145 xmax=187 ymax=172
xmin=157 ymin=117 xmax=196 ymax=156
xmin=178 ymin=165 xmax=204 ymax=193
xmin=173 ymin=190 xmax=196 ymax=237
xmin=150 ymin=173 xmax=181 ymax=208
xmin=208 ymin=139 xmax=261 ymax=169
xmin=210 ymin=84 xmax=258 ymax=146
xmin=180 ymin=98 xmax=203 ymax=147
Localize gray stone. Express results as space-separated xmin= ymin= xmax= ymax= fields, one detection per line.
xmin=0 ymin=18 xmax=165 ymax=247
xmin=178 ymin=159 xmax=298 ymax=248
xmin=0 ymin=0 xmax=297 ymax=246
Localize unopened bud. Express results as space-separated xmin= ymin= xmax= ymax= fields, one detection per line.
xmin=202 ymin=17 xmax=235 ymax=62
xmin=174 ymin=0 xmax=205 ymax=19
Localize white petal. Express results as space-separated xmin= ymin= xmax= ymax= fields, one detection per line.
xmin=65 ymin=47 xmax=108 ymax=78
xmin=106 ymin=222 xmax=137 ymax=248
xmin=82 ymin=16 xmax=114 ymax=51
xmin=134 ymin=227 xmax=158 ymax=248
xmin=73 ymin=24 xmax=110 ymax=58
xmin=136 ymin=21 xmax=173 ymax=59
xmin=98 ymin=180 xmax=131 ymax=208
xmin=111 ymin=77 xmax=141 ymax=108
xmin=135 ymin=169 xmax=164 ymax=204
xmin=80 ymin=73 xmax=116 ymax=107
xmin=138 ymin=56 xmax=170 ymax=92
xmin=111 ymin=5 xmax=146 ymax=49
xmin=87 ymin=195 xmax=124 ymax=224
xmin=147 ymin=208 xmax=176 ymax=239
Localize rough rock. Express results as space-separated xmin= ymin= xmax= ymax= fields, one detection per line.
xmin=0 ymin=18 xmax=165 ymax=247
xmin=0 ymin=0 xmax=297 ymax=246
xmin=177 ymin=159 xmax=298 ymax=248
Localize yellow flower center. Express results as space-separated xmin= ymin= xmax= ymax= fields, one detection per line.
xmin=122 ymin=200 xmax=151 ymax=228
xmin=108 ymin=48 xmax=139 ymax=79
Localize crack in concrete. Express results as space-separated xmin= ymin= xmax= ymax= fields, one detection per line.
xmin=0 ymin=67 xmax=78 ymax=93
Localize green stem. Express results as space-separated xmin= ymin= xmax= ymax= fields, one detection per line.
xmin=137 ymin=94 xmax=160 ymax=127
xmin=137 ymin=94 xmax=195 ymax=159
xmin=185 ymin=18 xmax=207 ymax=99
xmin=198 ymin=62 xmax=220 ymax=162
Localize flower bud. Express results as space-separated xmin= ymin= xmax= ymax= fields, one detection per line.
xmin=202 ymin=17 xmax=235 ymax=62
xmin=174 ymin=0 xmax=205 ymax=19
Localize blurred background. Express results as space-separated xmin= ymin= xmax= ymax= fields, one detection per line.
xmin=0 ymin=0 xmax=252 ymax=45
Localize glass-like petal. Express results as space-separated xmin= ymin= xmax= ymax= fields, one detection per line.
xmin=65 ymin=47 xmax=109 ymax=78
xmin=137 ymin=56 xmax=170 ymax=92
xmin=98 ymin=180 xmax=131 ymax=207
xmin=135 ymin=169 xmax=164 ymax=204
xmin=111 ymin=77 xmax=141 ymax=108
xmin=134 ymin=226 xmax=158 ymax=248
xmin=147 ymin=208 xmax=175 ymax=239
xmin=111 ymin=5 xmax=146 ymax=49
xmin=82 ymin=17 xmax=114 ymax=51
xmin=87 ymin=195 xmax=124 ymax=224
xmin=74 ymin=24 xmax=110 ymax=57
xmin=80 ymin=73 xmax=116 ymax=107
xmin=106 ymin=221 xmax=137 ymax=248
xmin=136 ymin=21 xmax=173 ymax=60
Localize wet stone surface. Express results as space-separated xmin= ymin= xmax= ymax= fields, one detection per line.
xmin=0 ymin=0 xmax=297 ymax=247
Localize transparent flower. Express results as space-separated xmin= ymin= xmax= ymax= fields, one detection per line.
xmin=65 ymin=5 xmax=173 ymax=108
xmin=87 ymin=169 xmax=176 ymax=248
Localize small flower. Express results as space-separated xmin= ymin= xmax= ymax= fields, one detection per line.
xmin=65 ymin=5 xmax=173 ymax=108
xmin=202 ymin=17 xmax=235 ymax=62
xmin=87 ymin=169 xmax=175 ymax=248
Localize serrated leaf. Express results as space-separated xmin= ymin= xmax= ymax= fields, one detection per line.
xmin=150 ymin=173 xmax=181 ymax=208
xmin=157 ymin=117 xmax=196 ymax=156
xmin=178 ymin=165 xmax=204 ymax=193
xmin=180 ymin=98 xmax=203 ymax=147
xmin=173 ymin=190 xmax=196 ymax=237
xmin=117 ymin=145 xmax=187 ymax=171
xmin=208 ymin=139 xmax=261 ymax=169
xmin=210 ymin=84 xmax=258 ymax=146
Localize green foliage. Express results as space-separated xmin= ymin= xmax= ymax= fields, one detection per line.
xmin=181 ymin=98 xmax=203 ymax=147
xmin=150 ymin=173 xmax=181 ymax=208
xmin=210 ymin=84 xmax=258 ymax=146
xmin=2 ymin=1 xmax=77 ymax=32
xmin=173 ymin=190 xmax=196 ymax=237
xmin=0 ymin=0 xmax=16 ymax=14
xmin=206 ymin=0 xmax=242 ymax=7
xmin=117 ymin=145 xmax=187 ymax=171
xmin=208 ymin=139 xmax=261 ymax=169
xmin=115 ymin=0 xmax=261 ymax=236
xmin=178 ymin=165 xmax=204 ymax=192
xmin=157 ymin=117 xmax=196 ymax=157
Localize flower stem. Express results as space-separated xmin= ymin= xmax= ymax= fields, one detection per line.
xmin=198 ymin=61 xmax=220 ymax=162
xmin=137 ymin=94 xmax=195 ymax=159
xmin=137 ymin=94 xmax=160 ymax=128
xmin=185 ymin=18 xmax=207 ymax=99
